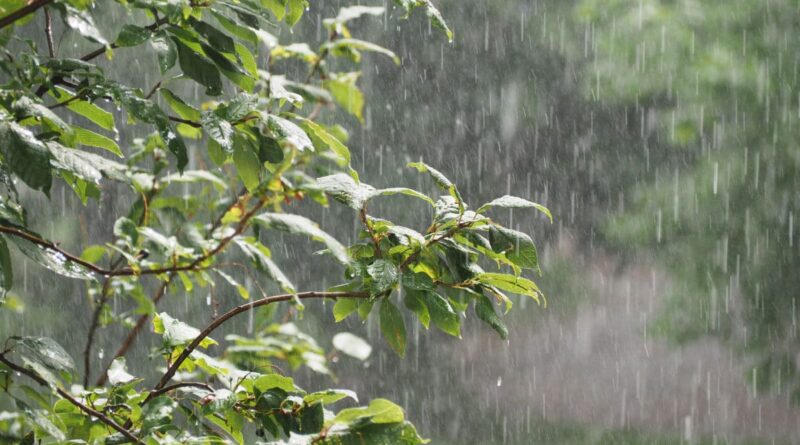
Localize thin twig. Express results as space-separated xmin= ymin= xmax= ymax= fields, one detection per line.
xmin=150 ymin=381 xmax=213 ymax=398
xmin=0 ymin=354 xmax=143 ymax=444
xmin=0 ymin=200 xmax=261 ymax=277
xmin=359 ymin=207 xmax=382 ymax=258
xmin=44 ymin=7 xmax=55 ymax=58
xmin=83 ymin=256 xmax=126 ymax=387
xmin=0 ymin=0 xmax=54 ymax=30
xmin=144 ymin=81 xmax=161 ymax=99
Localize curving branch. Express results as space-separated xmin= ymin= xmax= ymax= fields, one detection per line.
xmin=0 ymin=354 xmax=143 ymax=444
xmin=150 ymin=381 xmax=213 ymax=398
xmin=0 ymin=0 xmax=53 ymax=30
xmin=0 ymin=195 xmax=266 ymax=279
xmin=145 ymin=290 xmax=371 ymax=404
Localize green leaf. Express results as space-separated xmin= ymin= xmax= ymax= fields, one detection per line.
xmin=408 ymin=161 xmax=464 ymax=209
xmin=316 ymin=173 xmax=376 ymax=209
xmin=316 ymin=174 xmax=434 ymax=209
xmin=286 ymin=0 xmax=308 ymax=26
xmin=151 ymin=30 xmax=177 ymax=74
xmin=233 ymin=138 xmax=261 ymax=191
xmin=422 ymin=291 xmax=460 ymax=337
xmin=191 ymin=19 xmax=236 ymax=54
xmin=9 ymin=236 xmax=95 ymax=280
xmin=324 ymin=38 xmax=400 ymax=64
xmin=254 ymin=213 xmax=350 ymax=264
xmin=332 ymin=298 xmax=360 ymax=322
xmin=80 ymin=245 xmax=106 ymax=263
xmin=326 ymin=6 xmax=385 ymax=26
xmin=322 ymin=421 xmax=426 ymax=444
xmin=12 ymin=97 xmax=73 ymax=139
xmin=202 ymin=111 xmax=234 ymax=149
xmin=13 ymin=336 xmax=75 ymax=385
xmin=211 ymin=11 xmax=258 ymax=45
xmin=106 ymin=357 xmax=137 ymax=385
xmin=299 ymin=119 xmax=351 ymax=165
xmin=0 ymin=122 xmax=51 ymax=193
xmin=332 ymin=398 xmax=405 ymax=425
xmin=332 ymin=332 xmax=372 ymax=360
xmin=475 ymin=295 xmax=508 ymax=340
xmin=379 ymin=300 xmax=406 ymax=357
xmin=403 ymin=289 xmax=430 ymax=329
xmin=367 ymin=259 xmax=399 ymax=294
xmin=304 ymin=389 xmax=358 ymax=405
xmin=488 ymin=225 xmax=539 ymax=271
xmin=260 ymin=0 xmax=286 ymax=20
xmin=265 ymin=114 xmax=313 ymax=152
xmin=159 ymin=170 xmax=227 ymax=191
xmin=153 ymin=312 xmax=217 ymax=349
xmin=324 ymin=74 xmax=365 ymax=122
xmin=160 ymin=89 xmax=201 ymax=121
xmin=477 ymin=195 xmax=553 ymax=223
xmin=72 ymin=126 xmax=122 ymax=157
xmin=201 ymin=42 xmax=255 ymax=92
xmin=115 ymin=24 xmax=151 ymax=47
xmin=60 ymin=5 xmax=107 ymax=44
xmin=393 ymin=0 xmax=453 ymax=41
xmin=473 ymin=272 xmax=542 ymax=304
xmin=48 ymin=141 xmax=128 ymax=184
xmin=254 ymin=373 xmax=296 ymax=392
xmin=401 ymin=272 xmax=435 ymax=291
xmin=50 ymin=87 xmax=115 ymax=131
xmin=216 ymin=270 xmax=250 ymax=300
xmin=173 ymin=37 xmax=223 ymax=96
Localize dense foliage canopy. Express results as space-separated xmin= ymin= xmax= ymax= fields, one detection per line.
xmin=0 ymin=0 xmax=550 ymax=443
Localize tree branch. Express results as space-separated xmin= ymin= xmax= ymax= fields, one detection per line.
xmin=359 ymin=207 xmax=382 ymax=258
xmin=0 ymin=195 xmax=264 ymax=278
xmin=0 ymin=354 xmax=143 ymax=444
xmin=0 ymin=0 xmax=53 ymax=30
xmin=83 ymin=256 xmax=126 ymax=387
xmin=44 ymin=7 xmax=55 ymax=57
xmin=150 ymin=381 xmax=213 ymax=398
xmin=145 ymin=290 xmax=371 ymax=404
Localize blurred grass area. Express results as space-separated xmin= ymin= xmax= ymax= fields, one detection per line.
xmin=437 ymin=420 xmax=776 ymax=445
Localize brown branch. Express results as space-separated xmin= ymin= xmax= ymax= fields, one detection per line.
xmin=145 ymin=290 xmax=371 ymax=404
xmin=0 ymin=197 xmax=262 ymax=277
xmin=44 ymin=7 xmax=55 ymax=57
xmin=48 ymin=93 xmax=84 ymax=110
xmin=83 ymin=256 xmax=126 ymax=387
xmin=0 ymin=354 xmax=142 ymax=444
xmin=150 ymin=381 xmax=213 ymax=398
xmin=169 ymin=114 xmax=259 ymax=128
xmin=0 ymin=0 xmax=53 ymax=30
xmin=35 ymin=16 xmax=169 ymax=97
xmin=359 ymin=207 xmax=382 ymax=258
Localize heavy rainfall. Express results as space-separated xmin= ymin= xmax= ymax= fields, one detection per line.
xmin=0 ymin=0 xmax=798 ymax=444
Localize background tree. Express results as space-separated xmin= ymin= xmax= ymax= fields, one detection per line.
xmin=0 ymin=0 xmax=550 ymax=443
xmin=569 ymin=0 xmax=800 ymax=400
